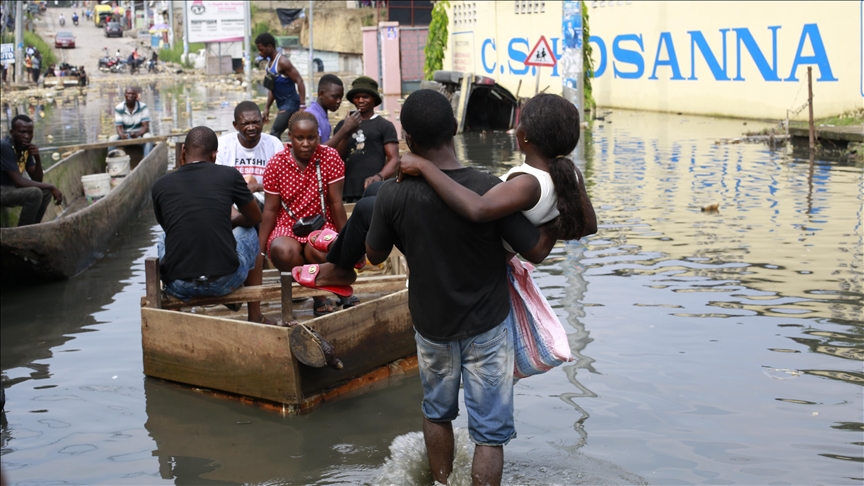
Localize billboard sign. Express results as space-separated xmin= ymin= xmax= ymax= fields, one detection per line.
xmin=185 ymin=1 xmax=246 ymax=44
xmin=0 ymin=44 xmax=14 ymax=63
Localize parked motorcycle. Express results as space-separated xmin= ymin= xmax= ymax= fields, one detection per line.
xmin=97 ymin=56 xmax=125 ymax=74
xmin=59 ymin=17 xmax=65 ymax=26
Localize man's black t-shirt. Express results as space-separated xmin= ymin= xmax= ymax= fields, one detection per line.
xmin=0 ymin=136 xmax=34 ymax=186
xmin=367 ymin=168 xmax=540 ymax=341
xmin=334 ymin=115 xmax=398 ymax=200
xmin=151 ymin=162 xmax=254 ymax=282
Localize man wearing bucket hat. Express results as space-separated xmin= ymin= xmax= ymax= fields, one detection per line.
xmin=333 ymin=76 xmax=399 ymax=202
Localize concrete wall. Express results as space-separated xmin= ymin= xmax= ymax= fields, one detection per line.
xmin=442 ymin=0 xmax=863 ymax=119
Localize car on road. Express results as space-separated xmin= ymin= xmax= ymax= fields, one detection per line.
xmin=54 ymin=31 xmax=76 ymax=49
xmin=105 ymin=22 xmax=123 ymax=38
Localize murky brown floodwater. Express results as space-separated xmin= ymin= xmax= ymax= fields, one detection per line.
xmin=1 ymin=90 xmax=862 ymax=485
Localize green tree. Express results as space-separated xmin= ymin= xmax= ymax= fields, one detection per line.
xmin=582 ymin=1 xmax=595 ymax=112
xmin=424 ymin=0 xmax=449 ymax=80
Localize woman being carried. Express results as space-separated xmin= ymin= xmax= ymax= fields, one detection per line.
xmin=259 ymin=111 xmax=351 ymax=316
xmin=399 ymin=93 xmax=597 ymax=376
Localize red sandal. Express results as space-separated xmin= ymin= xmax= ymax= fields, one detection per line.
xmin=308 ymin=229 xmax=338 ymax=253
xmin=291 ymin=264 xmax=353 ymax=297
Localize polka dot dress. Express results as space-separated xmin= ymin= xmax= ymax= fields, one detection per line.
xmin=263 ymin=144 xmax=345 ymax=252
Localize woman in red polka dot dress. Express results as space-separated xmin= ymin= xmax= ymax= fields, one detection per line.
xmin=259 ymin=111 xmax=349 ymax=315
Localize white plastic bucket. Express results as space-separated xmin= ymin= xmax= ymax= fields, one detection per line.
xmin=82 ymin=173 xmax=112 ymax=200
xmin=106 ymin=154 xmax=131 ymax=177
xmin=110 ymin=175 xmax=125 ymax=189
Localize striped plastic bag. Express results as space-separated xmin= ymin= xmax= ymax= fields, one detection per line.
xmin=507 ymin=257 xmax=574 ymax=378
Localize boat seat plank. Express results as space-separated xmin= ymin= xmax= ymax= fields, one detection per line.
xmin=142 ymin=274 xmax=408 ymax=310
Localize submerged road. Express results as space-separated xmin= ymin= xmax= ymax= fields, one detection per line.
xmin=40 ymin=6 xmax=144 ymax=77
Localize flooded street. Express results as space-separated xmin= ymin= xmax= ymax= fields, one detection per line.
xmin=1 ymin=100 xmax=862 ymax=484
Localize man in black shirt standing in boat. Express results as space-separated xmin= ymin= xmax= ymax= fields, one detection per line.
xmin=333 ymin=76 xmax=400 ymax=202
xmin=0 ymin=115 xmax=63 ymax=226
xmin=151 ymin=126 xmax=265 ymax=322
xmin=365 ymin=90 xmax=556 ymax=486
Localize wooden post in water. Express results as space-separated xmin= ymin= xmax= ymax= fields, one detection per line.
xmin=807 ymin=66 xmax=815 ymax=153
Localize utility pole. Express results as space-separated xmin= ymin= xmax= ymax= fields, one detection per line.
xmin=168 ymin=0 xmax=175 ymax=47
xmin=14 ymin=0 xmax=22 ymax=86
xmin=307 ymin=1 xmax=314 ymax=106
xmin=807 ymin=66 xmax=815 ymax=153
xmin=243 ymin=0 xmax=250 ymax=86
xmin=182 ymin=0 xmax=189 ymax=60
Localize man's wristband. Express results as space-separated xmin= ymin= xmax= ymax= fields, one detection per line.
xmin=376 ymin=173 xmax=384 ymax=180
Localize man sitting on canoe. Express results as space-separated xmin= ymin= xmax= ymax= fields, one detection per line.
xmin=109 ymin=86 xmax=153 ymax=156
xmin=151 ymin=126 xmax=267 ymax=323
xmin=215 ymin=101 xmax=284 ymax=324
xmin=1 ymin=115 xmax=63 ymax=226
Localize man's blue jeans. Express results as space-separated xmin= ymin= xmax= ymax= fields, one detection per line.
xmin=157 ymin=226 xmax=258 ymax=301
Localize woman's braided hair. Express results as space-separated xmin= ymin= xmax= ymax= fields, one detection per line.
xmin=287 ymin=110 xmax=318 ymax=135
xmin=520 ymin=93 xmax=587 ymax=240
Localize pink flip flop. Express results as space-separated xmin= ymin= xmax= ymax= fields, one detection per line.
xmin=291 ymin=264 xmax=353 ymax=297
xmin=308 ymin=229 xmax=339 ymax=253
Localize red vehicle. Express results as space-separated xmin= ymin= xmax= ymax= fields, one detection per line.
xmin=54 ymin=31 xmax=76 ymax=49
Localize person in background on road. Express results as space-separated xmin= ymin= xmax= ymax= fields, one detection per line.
xmin=306 ymin=74 xmax=362 ymax=149
xmin=109 ymin=86 xmax=153 ymax=156
xmin=254 ymin=32 xmax=306 ymax=142
xmin=332 ymin=76 xmax=399 ymax=203
xmin=72 ymin=12 xmax=78 ymax=25
xmin=30 ymin=53 xmax=41 ymax=84
xmin=1 ymin=115 xmax=64 ymax=226
xmin=77 ymin=66 xmax=87 ymax=86
xmin=24 ymin=55 xmax=32 ymax=83
xmin=214 ymin=101 xmax=285 ymax=324
xmin=151 ymin=126 xmax=263 ymax=314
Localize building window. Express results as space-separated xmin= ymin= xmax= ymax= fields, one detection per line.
xmin=388 ymin=0 xmax=433 ymax=26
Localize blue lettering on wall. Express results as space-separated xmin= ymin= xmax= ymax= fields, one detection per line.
xmin=785 ymin=23 xmax=838 ymax=81
xmin=734 ymin=26 xmax=780 ymax=81
xmin=613 ymin=34 xmax=644 ymax=79
xmin=508 ymin=38 xmax=530 ymax=75
xmin=688 ymin=29 xmax=730 ymax=80
xmin=481 ymin=38 xmax=496 ymax=74
xmin=585 ymin=23 xmax=837 ymax=83
xmin=589 ymin=35 xmax=607 ymax=77
xmin=649 ymin=32 xmax=684 ymax=80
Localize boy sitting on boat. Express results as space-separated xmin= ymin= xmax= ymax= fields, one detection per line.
xmin=1 ymin=115 xmax=63 ymax=226
xmin=151 ymin=126 xmax=267 ymax=323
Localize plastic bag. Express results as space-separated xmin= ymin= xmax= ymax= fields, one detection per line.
xmin=507 ymin=257 xmax=574 ymax=378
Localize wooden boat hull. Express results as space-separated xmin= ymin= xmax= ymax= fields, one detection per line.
xmin=141 ymin=287 xmax=416 ymax=412
xmin=1 ymin=142 xmax=168 ymax=282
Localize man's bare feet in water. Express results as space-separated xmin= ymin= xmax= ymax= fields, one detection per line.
xmin=310 ymin=262 xmax=358 ymax=287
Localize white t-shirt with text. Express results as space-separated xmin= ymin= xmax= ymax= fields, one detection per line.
xmin=215 ymin=132 xmax=285 ymax=184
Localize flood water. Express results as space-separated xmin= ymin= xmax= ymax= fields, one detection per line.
xmin=1 ymin=101 xmax=862 ymax=485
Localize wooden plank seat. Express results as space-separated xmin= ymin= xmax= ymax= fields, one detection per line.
xmin=142 ymin=257 xmax=407 ymax=323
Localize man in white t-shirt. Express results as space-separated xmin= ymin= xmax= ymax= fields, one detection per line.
xmin=216 ymin=101 xmax=285 ymax=203
xmin=214 ymin=101 xmax=285 ymax=325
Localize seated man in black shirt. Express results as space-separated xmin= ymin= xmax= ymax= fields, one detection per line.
xmin=365 ymin=90 xmax=556 ymax=486
xmin=0 ymin=115 xmax=63 ymax=226
xmin=151 ymin=126 xmax=266 ymax=322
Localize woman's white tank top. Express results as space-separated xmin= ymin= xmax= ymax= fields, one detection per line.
xmin=500 ymin=163 xmax=579 ymax=251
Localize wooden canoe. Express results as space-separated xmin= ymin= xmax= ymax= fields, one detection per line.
xmin=1 ymin=142 xmax=168 ymax=283
xmin=140 ymin=257 xmax=417 ymax=414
